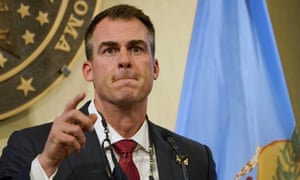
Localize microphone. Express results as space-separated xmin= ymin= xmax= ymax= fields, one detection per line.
xmin=163 ymin=132 xmax=189 ymax=180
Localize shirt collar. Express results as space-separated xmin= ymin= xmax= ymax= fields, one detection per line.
xmin=88 ymin=99 xmax=150 ymax=151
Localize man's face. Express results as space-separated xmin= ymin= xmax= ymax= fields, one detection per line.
xmin=83 ymin=17 xmax=159 ymax=107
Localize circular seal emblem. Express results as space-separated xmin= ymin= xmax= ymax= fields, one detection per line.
xmin=0 ymin=0 xmax=100 ymax=120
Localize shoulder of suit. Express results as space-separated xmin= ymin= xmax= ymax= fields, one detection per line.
xmin=149 ymin=120 xmax=206 ymax=148
xmin=11 ymin=122 xmax=52 ymax=138
xmin=14 ymin=100 xmax=92 ymax=135
xmin=10 ymin=100 xmax=91 ymax=135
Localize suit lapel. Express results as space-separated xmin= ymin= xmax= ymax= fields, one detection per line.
xmin=64 ymin=130 xmax=109 ymax=179
xmin=149 ymin=122 xmax=184 ymax=180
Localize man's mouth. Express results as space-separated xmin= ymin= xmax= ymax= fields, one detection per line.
xmin=113 ymin=71 xmax=138 ymax=82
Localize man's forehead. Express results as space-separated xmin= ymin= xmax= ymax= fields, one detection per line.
xmin=101 ymin=39 xmax=148 ymax=44
xmin=92 ymin=20 xmax=149 ymax=45
xmin=94 ymin=17 xmax=149 ymax=38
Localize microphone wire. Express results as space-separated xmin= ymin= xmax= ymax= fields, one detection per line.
xmin=164 ymin=133 xmax=189 ymax=180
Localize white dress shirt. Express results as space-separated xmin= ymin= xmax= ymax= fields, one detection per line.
xmin=30 ymin=100 xmax=159 ymax=180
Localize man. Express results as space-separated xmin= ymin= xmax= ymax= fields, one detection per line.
xmin=0 ymin=4 xmax=217 ymax=180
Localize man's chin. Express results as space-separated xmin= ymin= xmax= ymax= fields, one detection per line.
xmin=112 ymin=99 xmax=136 ymax=108
xmin=112 ymin=95 xmax=145 ymax=107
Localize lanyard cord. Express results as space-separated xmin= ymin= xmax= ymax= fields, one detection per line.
xmin=99 ymin=112 xmax=155 ymax=180
xmin=101 ymin=116 xmax=113 ymax=178
xmin=100 ymin=112 xmax=124 ymax=179
xmin=146 ymin=115 xmax=155 ymax=180
xmin=101 ymin=118 xmax=119 ymax=166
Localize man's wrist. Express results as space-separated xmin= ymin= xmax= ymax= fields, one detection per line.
xmin=38 ymin=154 xmax=59 ymax=177
xmin=31 ymin=155 xmax=57 ymax=180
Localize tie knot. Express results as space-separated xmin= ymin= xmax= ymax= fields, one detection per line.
xmin=113 ymin=139 xmax=137 ymax=154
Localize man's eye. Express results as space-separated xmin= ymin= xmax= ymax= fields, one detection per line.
xmin=103 ymin=48 xmax=118 ymax=56
xmin=130 ymin=46 xmax=144 ymax=55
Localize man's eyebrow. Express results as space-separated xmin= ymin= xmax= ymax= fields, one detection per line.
xmin=97 ymin=40 xmax=148 ymax=53
xmin=99 ymin=41 xmax=118 ymax=48
xmin=97 ymin=41 xmax=118 ymax=54
xmin=127 ymin=40 xmax=148 ymax=47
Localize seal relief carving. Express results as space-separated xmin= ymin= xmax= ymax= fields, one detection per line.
xmin=0 ymin=0 xmax=100 ymax=120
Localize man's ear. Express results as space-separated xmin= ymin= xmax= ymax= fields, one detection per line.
xmin=82 ymin=60 xmax=93 ymax=81
xmin=153 ymin=59 xmax=159 ymax=80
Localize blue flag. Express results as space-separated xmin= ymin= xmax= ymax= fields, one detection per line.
xmin=175 ymin=0 xmax=295 ymax=179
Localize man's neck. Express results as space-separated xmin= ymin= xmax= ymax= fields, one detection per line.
xmin=95 ymin=99 xmax=147 ymax=138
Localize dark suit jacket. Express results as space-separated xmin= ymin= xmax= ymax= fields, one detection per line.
xmin=0 ymin=102 xmax=217 ymax=180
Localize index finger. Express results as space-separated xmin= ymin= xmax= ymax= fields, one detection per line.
xmin=63 ymin=93 xmax=86 ymax=112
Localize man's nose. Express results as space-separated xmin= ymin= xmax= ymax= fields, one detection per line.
xmin=118 ymin=48 xmax=132 ymax=69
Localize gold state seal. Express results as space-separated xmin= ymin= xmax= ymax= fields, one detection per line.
xmin=0 ymin=0 xmax=100 ymax=120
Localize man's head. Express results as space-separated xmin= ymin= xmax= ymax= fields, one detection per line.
xmin=82 ymin=4 xmax=159 ymax=108
xmin=85 ymin=4 xmax=155 ymax=60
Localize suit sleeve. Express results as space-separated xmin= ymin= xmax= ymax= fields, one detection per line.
xmin=0 ymin=130 xmax=38 ymax=180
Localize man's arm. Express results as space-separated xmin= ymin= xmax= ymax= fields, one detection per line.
xmin=38 ymin=93 xmax=97 ymax=177
xmin=0 ymin=93 xmax=97 ymax=179
xmin=0 ymin=129 xmax=39 ymax=180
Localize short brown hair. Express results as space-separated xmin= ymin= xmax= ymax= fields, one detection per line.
xmin=84 ymin=4 xmax=155 ymax=60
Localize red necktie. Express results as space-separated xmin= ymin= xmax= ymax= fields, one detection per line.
xmin=113 ymin=140 xmax=140 ymax=180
